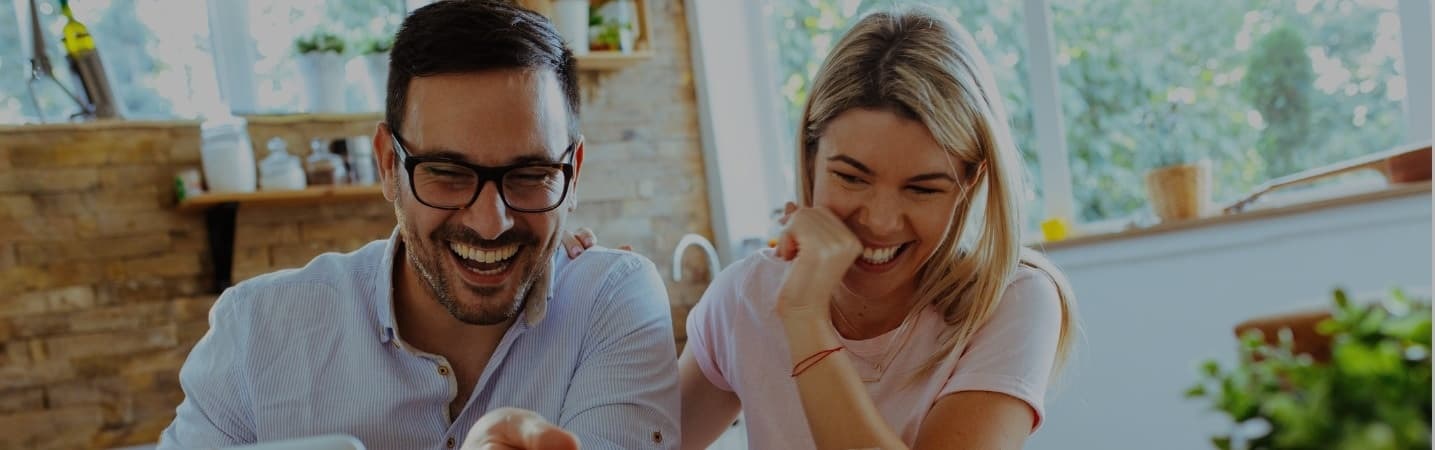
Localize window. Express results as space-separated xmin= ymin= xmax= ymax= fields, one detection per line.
xmin=0 ymin=0 xmax=402 ymax=123
xmin=1052 ymin=0 xmax=1410 ymax=223
xmin=0 ymin=0 xmax=220 ymax=122
xmin=245 ymin=0 xmax=402 ymax=113
xmin=757 ymin=0 xmax=1427 ymax=235
xmin=763 ymin=0 xmax=1045 ymax=230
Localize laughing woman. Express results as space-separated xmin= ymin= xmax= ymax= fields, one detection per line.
xmin=679 ymin=6 xmax=1078 ymax=450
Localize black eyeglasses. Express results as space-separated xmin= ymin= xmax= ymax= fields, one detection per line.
xmin=390 ymin=131 xmax=576 ymax=212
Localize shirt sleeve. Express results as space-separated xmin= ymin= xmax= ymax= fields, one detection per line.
xmin=157 ymin=284 xmax=257 ymax=449
xmin=939 ymin=268 xmax=1064 ymax=431
xmin=682 ymin=260 xmax=738 ymax=392
xmin=557 ymin=255 xmax=681 ymax=449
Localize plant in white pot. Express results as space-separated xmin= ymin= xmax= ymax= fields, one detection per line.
xmin=295 ymin=30 xmax=348 ymax=113
xmin=1140 ymin=102 xmax=1211 ymax=223
xmin=358 ymin=35 xmax=393 ymax=110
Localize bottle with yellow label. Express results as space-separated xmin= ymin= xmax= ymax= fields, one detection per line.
xmin=59 ymin=0 xmax=120 ymax=119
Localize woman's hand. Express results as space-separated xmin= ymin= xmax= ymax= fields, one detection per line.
xmin=774 ymin=202 xmax=861 ymax=318
xmin=560 ymin=227 xmax=632 ymax=258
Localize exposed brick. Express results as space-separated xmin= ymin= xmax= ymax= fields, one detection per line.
xmin=6 ymin=140 xmax=110 ymax=168
xmin=0 ymin=168 xmax=101 ymax=194
xmin=299 ymin=217 xmax=395 ymax=242
xmin=0 ymin=194 xmax=37 ymax=219
xmin=104 ymin=253 xmax=203 ymax=279
xmin=8 ymin=314 xmax=69 ymax=338
xmin=0 ymin=388 xmax=45 ymax=414
xmin=98 ymin=165 xmax=170 ymax=190
xmin=232 ymin=246 xmax=271 ymax=282
xmin=0 ymin=216 xmax=80 ymax=244
xmin=0 ymin=359 xmax=75 ymax=390
xmin=236 ymin=222 xmax=300 ymax=246
xmin=106 ymin=134 xmax=172 ymax=164
xmin=44 ymin=325 xmax=177 ymax=360
xmin=0 ymin=406 xmax=104 ymax=449
xmin=0 ymin=286 xmax=96 ymax=318
xmin=0 ymin=243 xmax=13 ymax=270
xmin=270 ymin=241 xmax=336 ymax=270
xmin=15 ymin=233 xmax=172 ymax=265
xmin=86 ymin=211 xmax=195 ymax=238
xmin=45 ymin=379 xmax=101 ymax=408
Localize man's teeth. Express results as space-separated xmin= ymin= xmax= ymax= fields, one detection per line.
xmin=860 ymin=244 xmax=902 ymax=264
xmin=450 ymin=242 xmax=520 ymax=264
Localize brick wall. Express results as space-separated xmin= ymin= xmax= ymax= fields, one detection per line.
xmin=0 ymin=1 xmax=711 ymax=448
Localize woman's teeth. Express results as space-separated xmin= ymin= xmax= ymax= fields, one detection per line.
xmin=860 ymin=244 xmax=902 ymax=265
xmin=450 ymin=242 xmax=520 ymax=264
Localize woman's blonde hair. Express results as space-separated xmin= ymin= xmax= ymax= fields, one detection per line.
xmin=795 ymin=6 xmax=1078 ymax=375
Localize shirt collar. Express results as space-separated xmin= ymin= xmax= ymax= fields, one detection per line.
xmin=376 ymin=227 xmax=560 ymax=343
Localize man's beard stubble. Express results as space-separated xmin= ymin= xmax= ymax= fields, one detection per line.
xmin=402 ymin=220 xmax=559 ymax=326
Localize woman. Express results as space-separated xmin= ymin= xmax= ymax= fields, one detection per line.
xmin=678 ymin=6 xmax=1078 ymax=450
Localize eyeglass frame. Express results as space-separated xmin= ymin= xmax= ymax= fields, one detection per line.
xmin=389 ymin=130 xmax=578 ymax=213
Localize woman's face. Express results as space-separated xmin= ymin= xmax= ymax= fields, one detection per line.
xmin=811 ymin=107 xmax=972 ymax=302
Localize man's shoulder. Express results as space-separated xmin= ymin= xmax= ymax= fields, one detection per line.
xmin=557 ymin=246 xmax=658 ymax=287
xmin=552 ymin=247 xmax=667 ymax=316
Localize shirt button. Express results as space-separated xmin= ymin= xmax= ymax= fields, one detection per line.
xmin=445 ymin=437 xmax=456 ymax=448
xmin=652 ymin=431 xmax=663 ymax=444
xmin=437 ymin=365 xmax=450 ymax=376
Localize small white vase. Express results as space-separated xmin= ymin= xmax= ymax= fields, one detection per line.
xmin=552 ymin=0 xmax=590 ymax=55
xmin=297 ymin=52 xmax=348 ymax=113
xmin=363 ymin=52 xmax=389 ymax=109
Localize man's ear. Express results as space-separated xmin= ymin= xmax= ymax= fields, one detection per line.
xmin=572 ymin=138 xmax=584 ymax=182
xmin=375 ymin=123 xmax=399 ymax=202
xmin=567 ymin=138 xmax=584 ymax=212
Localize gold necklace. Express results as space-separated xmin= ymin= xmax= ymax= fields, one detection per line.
xmin=831 ymin=300 xmax=922 ymax=383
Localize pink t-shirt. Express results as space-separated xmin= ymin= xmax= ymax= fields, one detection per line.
xmin=686 ymin=248 xmax=1062 ymax=449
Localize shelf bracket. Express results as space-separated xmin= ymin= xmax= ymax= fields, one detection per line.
xmin=202 ymin=202 xmax=240 ymax=294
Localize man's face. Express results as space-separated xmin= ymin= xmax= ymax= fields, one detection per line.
xmin=376 ymin=69 xmax=581 ymax=325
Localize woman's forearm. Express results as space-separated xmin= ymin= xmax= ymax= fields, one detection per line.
xmin=781 ymin=311 xmax=909 ymax=450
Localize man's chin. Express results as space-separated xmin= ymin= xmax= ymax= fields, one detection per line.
xmin=446 ymin=290 xmax=522 ymax=325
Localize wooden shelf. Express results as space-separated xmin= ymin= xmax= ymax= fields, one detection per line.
xmin=175 ymin=185 xmax=384 ymax=213
xmin=576 ymin=50 xmax=654 ymax=70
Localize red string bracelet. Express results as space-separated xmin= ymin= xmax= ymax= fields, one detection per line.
xmin=791 ymin=346 xmax=844 ymax=377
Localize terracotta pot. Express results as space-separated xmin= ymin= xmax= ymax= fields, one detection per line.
xmin=1386 ymin=145 xmax=1432 ymax=183
xmin=1144 ymin=160 xmax=1211 ymax=222
xmin=1234 ymin=309 xmax=1333 ymax=362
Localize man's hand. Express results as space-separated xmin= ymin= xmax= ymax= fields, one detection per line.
xmin=560 ymin=227 xmax=632 ymax=258
xmin=461 ymin=408 xmax=579 ymax=450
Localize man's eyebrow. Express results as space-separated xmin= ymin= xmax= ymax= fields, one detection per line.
xmin=410 ymin=149 xmax=561 ymax=166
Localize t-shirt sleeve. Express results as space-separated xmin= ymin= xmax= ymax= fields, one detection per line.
xmin=684 ymin=256 xmax=757 ymax=393
xmin=939 ymin=268 xmax=1064 ymax=430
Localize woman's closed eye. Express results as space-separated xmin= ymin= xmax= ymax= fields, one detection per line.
xmin=906 ymin=185 xmax=944 ymax=195
xmin=832 ymin=171 xmax=866 ymax=186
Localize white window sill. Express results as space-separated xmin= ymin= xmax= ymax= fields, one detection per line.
xmin=1028 ymin=180 xmax=1432 ymax=267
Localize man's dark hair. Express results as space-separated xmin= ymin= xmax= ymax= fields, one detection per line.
xmin=387 ymin=0 xmax=580 ymax=140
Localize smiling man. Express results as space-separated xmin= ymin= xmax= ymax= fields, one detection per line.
xmin=157 ymin=2 xmax=678 ymax=449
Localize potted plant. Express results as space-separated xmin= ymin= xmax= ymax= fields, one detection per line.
xmin=590 ymin=0 xmax=638 ymax=53
xmin=294 ymin=30 xmax=348 ymax=113
xmin=357 ymin=35 xmax=393 ymax=109
xmin=1141 ymin=102 xmax=1210 ymax=222
xmin=1186 ymin=288 xmax=1432 ymax=450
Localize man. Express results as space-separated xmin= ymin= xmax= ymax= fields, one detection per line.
xmin=158 ymin=2 xmax=678 ymax=449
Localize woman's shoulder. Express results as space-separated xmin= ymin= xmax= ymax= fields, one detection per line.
xmin=697 ymin=247 xmax=790 ymax=312
xmin=997 ymin=251 xmax=1068 ymax=321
